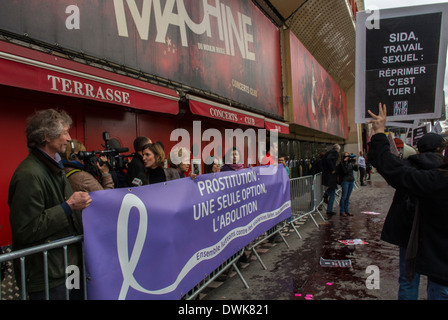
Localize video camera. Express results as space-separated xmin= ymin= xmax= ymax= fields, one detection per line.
xmin=74 ymin=132 xmax=130 ymax=186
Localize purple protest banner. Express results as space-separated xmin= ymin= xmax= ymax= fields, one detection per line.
xmin=82 ymin=165 xmax=291 ymax=299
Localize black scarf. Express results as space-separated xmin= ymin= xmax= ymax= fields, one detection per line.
xmin=146 ymin=166 xmax=166 ymax=185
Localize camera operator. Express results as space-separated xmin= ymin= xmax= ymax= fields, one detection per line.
xmin=337 ymin=152 xmax=358 ymax=217
xmin=62 ymin=139 xmax=114 ymax=192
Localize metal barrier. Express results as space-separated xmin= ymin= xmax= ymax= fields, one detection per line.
xmin=238 ymin=173 xmax=325 ymax=271
xmin=288 ymin=173 xmax=326 ymax=239
xmin=312 ymin=173 xmax=326 ymax=221
xmin=183 ymin=249 xmax=248 ymax=300
xmin=1 ymin=173 xmax=327 ymax=300
xmin=0 ymin=235 xmax=85 ymax=300
xmin=246 ymin=220 xmax=290 ymax=270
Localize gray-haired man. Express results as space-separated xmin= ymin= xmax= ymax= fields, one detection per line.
xmin=8 ymin=109 xmax=91 ymax=299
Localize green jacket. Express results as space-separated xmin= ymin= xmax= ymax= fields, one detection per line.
xmin=8 ymin=149 xmax=83 ymax=293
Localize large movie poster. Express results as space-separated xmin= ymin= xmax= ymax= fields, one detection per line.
xmin=0 ymin=0 xmax=283 ymax=117
xmin=289 ymin=32 xmax=348 ymax=139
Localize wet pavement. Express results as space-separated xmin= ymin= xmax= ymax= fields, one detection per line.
xmin=202 ymin=173 xmax=428 ymax=300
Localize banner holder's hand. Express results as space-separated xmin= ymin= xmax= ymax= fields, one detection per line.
xmin=367 ymin=102 xmax=387 ymax=135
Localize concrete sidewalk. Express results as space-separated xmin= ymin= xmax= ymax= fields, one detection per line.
xmin=202 ymin=172 xmax=428 ymax=300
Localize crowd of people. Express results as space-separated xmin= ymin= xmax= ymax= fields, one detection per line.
xmin=320 ymin=145 xmax=373 ymax=217
xmin=7 ymin=107 xmax=448 ymax=300
xmin=318 ymin=104 xmax=448 ymax=300
xmin=6 ymin=108 xmax=290 ymax=300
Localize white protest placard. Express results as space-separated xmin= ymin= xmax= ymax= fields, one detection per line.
xmin=355 ymin=4 xmax=448 ymax=123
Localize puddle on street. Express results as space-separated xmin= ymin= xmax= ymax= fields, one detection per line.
xmin=205 ymin=176 xmax=400 ymax=300
xmin=286 ymin=207 xmax=395 ymax=300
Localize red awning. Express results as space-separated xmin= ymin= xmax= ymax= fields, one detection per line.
xmin=0 ymin=42 xmax=179 ymax=114
xmin=188 ymin=95 xmax=265 ymax=128
xmin=264 ymin=118 xmax=290 ymax=134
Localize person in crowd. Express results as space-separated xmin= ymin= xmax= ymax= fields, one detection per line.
xmin=165 ymin=147 xmax=197 ymax=180
xmin=365 ymin=156 xmax=373 ymax=181
xmin=126 ymin=136 xmax=151 ymax=187
xmin=261 ymin=140 xmax=278 ymax=165
xmin=221 ymin=147 xmax=244 ymax=172
xmin=204 ymin=155 xmax=221 ymax=174
xmin=8 ymin=109 xmax=91 ymax=300
xmin=322 ymin=144 xmax=341 ymax=216
xmin=167 ymin=146 xmax=194 ymax=179
xmin=220 ymin=146 xmax=251 ymax=260
xmin=278 ymin=154 xmax=290 ymax=177
xmin=267 ymin=153 xmax=290 ymax=244
xmin=338 ymin=152 xmax=358 ymax=217
xmin=394 ymin=137 xmax=404 ymax=158
xmin=61 ymin=139 xmax=114 ymax=192
xmin=379 ymin=131 xmax=446 ymax=300
xmin=141 ymin=142 xmax=181 ymax=184
xmin=357 ymin=151 xmax=366 ymax=186
xmin=310 ymin=152 xmax=325 ymax=175
xmin=367 ymin=103 xmax=448 ymax=300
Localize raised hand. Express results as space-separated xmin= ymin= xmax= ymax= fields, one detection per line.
xmin=367 ymin=103 xmax=387 ymax=134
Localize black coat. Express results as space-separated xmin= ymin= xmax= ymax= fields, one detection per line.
xmin=126 ymin=153 xmax=146 ymax=187
xmin=338 ymin=160 xmax=358 ymax=183
xmin=322 ymin=149 xmax=339 ymax=188
xmin=380 ymin=151 xmax=445 ymax=248
xmin=368 ymin=133 xmax=448 ymax=285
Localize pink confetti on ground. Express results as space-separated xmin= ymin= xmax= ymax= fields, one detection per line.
xmin=326 ymin=282 xmax=333 ymax=286
xmin=338 ymin=239 xmax=368 ymax=245
xmin=295 ymin=293 xmax=313 ymax=300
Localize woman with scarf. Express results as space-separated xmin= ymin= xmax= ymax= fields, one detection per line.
xmin=141 ymin=142 xmax=183 ymax=184
xmin=337 ymin=152 xmax=358 ymax=217
xmin=204 ymin=155 xmax=221 ymax=174
xmin=221 ymin=147 xmax=244 ymax=172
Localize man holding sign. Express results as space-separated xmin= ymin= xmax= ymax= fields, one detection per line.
xmin=367 ymin=103 xmax=448 ymax=300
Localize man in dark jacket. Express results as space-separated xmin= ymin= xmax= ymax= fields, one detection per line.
xmin=381 ymin=132 xmax=446 ymax=299
xmin=8 ymin=109 xmax=91 ymax=299
xmin=322 ymin=144 xmax=341 ymax=216
xmin=368 ymin=103 xmax=448 ymax=300
xmin=310 ymin=152 xmax=325 ymax=175
xmin=126 ymin=136 xmax=151 ymax=187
